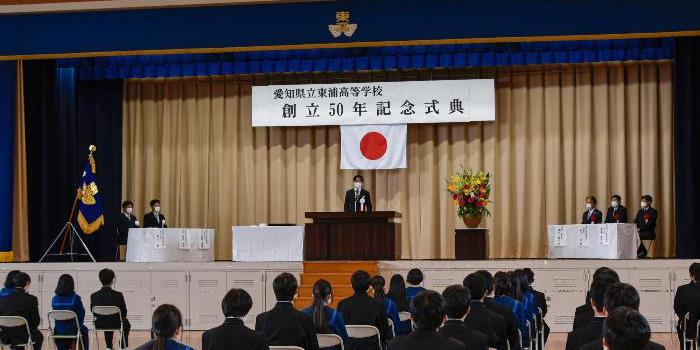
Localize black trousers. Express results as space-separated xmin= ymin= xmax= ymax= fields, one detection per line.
xmin=102 ymin=319 xmax=130 ymax=349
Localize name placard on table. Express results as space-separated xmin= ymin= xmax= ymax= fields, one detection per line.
xmin=547 ymin=223 xmax=639 ymax=259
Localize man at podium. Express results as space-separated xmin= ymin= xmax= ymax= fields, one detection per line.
xmin=344 ymin=175 xmax=373 ymax=212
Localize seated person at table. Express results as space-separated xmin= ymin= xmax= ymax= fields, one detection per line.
xmin=0 ymin=272 xmax=43 ymax=350
xmin=135 ymin=304 xmax=193 ymax=350
xmin=673 ymin=262 xmax=700 ymax=350
xmin=405 ymin=268 xmax=427 ymax=303
xmin=0 ymin=270 xmax=20 ymax=299
xmin=143 ymin=199 xmax=167 ymax=228
xmin=388 ymin=290 xmax=464 ymax=350
xmin=91 ymin=268 xmax=131 ymax=350
xmin=581 ymin=195 xmax=603 ymax=224
xmin=371 ymin=275 xmax=400 ymax=336
xmin=439 ymin=285 xmax=489 ymax=350
xmin=605 ymin=194 xmax=628 ymax=223
xmin=255 ymin=273 xmax=319 ymax=350
xmin=302 ymin=279 xmax=348 ymax=348
xmin=51 ymin=274 xmax=89 ymax=350
xmin=634 ymin=194 xmax=658 ymax=258
xmin=602 ymin=307 xmax=654 ymax=350
xmin=202 ymin=288 xmax=269 ymax=350
xmin=115 ymin=200 xmax=139 ymax=260
xmin=338 ymin=270 xmax=391 ymax=350
xmin=387 ymin=274 xmax=411 ymax=334
xmin=344 ymin=175 xmax=373 ymax=212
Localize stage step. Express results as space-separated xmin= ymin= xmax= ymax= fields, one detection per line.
xmin=300 ymin=272 xmax=354 ymax=285
xmin=302 ymin=261 xmax=379 ymax=274
xmin=297 ymin=284 xmax=354 ymax=298
xmin=295 ymin=261 xmax=378 ymax=309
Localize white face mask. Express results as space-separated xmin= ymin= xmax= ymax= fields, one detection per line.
xmin=641 ymin=201 xmax=648 ymax=208
xmin=154 ymin=206 xmax=161 ymax=213
xmin=354 ymin=182 xmax=362 ymax=190
xmin=585 ymin=203 xmax=592 ymax=210
xmin=611 ymin=201 xmax=619 ymax=208
xmin=125 ymin=207 xmax=133 ymax=214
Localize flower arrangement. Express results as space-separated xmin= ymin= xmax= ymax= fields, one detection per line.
xmin=447 ymin=168 xmax=492 ymax=222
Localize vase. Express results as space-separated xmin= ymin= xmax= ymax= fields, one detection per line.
xmin=462 ymin=214 xmax=482 ymax=228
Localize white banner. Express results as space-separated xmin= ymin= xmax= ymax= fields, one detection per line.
xmin=252 ymin=79 xmax=495 ymax=126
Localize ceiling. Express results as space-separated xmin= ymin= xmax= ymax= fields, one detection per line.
xmin=0 ymin=0 xmax=317 ymax=14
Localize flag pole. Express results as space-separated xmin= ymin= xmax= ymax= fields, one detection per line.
xmin=58 ymin=188 xmax=80 ymax=254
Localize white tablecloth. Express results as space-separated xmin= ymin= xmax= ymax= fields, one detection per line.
xmin=231 ymin=226 xmax=304 ymax=262
xmin=547 ymin=223 xmax=640 ymax=259
xmin=126 ymin=228 xmax=215 ymax=262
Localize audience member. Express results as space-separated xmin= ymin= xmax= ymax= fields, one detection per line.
xmin=523 ymin=267 xmax=550 ymax=344
xmin=302 ymin=279 xmax=348 ymax=346
xmin=0 ymin=272 xmax=42 ymax=350
xmin=463 ymin=272 xmax=507 ymax=349
xmin=388 ymin=290 xmax=463 ymax=350
xmin=371 ymin=275 xmax=400 ymax=336
xmin=601 ymin=307 xmax=652 ymax=350
xmin=338 ymin=270 xmax=391 ymax=350
xmin=202 ymin=288 xmax=269 ymax=350
xmin=573 ymin=267 xmax=620 ymax=330
xmin=492 ymin=271 xmax=524 ymax=347
xmin=387 ymin=274 xmax=411 ymax=334
xmin=438 ymin=285 xmax=489 ymax=350
xmin=90 ymin=268 xmax=131 ymax=350
xmin=51 ymin=274 xmax=89 ymax=350
xmin=565 ymin=277 xmax=616 ymax=350
xmin=405 ymin=269 xmax=426 ymax=302
xmin=673 ymin=262 xmax=700 ymax=349
xmin=477 ymin=270 xmax=520 ymax=349
xmin=0 ymin=270 xmax=20 ymax=298
xmin=135 ymin=304 xmax=193 ymax=350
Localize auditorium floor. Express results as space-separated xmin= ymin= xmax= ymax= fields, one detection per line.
xmin=69 ymin=331 xmax=676 ymax=349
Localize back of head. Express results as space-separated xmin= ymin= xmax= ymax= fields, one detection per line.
xmin=370 ymin=275 xmax=386 ymax=300
xmin=442 ymin=284 xmax=471 ymax=319
xmin=604 ymin=283 xmax=640 ymax=312
xmin=388 ymin=274 xmax=408 ymax=309
xmin=690 ymin=262 xmax=700 ymax=282
xmin=589 ymin=276 xmax=618 ymax=313
xmin=151 ymin=304 xmax=183 ymax=350
xmin=273 ymin=272 xmax=298 ymax=302
xmin=4 ymin=270 xmax=20 ymax=289
xmin=99 ymin=268 xmax=115 ymax=286
xmin=523 ymin=268 xmax=535 ymax=285
xmin=222 ymin=288 xmax=252 ymax=318
xmin=311 ymin=279 xmax=332 ymax=333
xmin=493 ymin=271 xmax=511 ymax=297
xmin=593 ymin=268 xmax=620 ymax=284
xmin=476 ymin=270 xmax=494 ymax=294
xmin=510 ymin=269 xmax=529 ymax=301
xmin=55 ymin=274 xmax=75 ymax=297
xmin=463 ymin=273 xmax=486 ymax=300
xmin=603 ymin=306 xmax=650 ymax=350
xmin=12 ymin=272 xmax=30 ymax=289
xmin=351 ymin=270 xmax=371 ymax=293
xmin=406 ymin=268 xmax=424 ymax=286
xmin=410 ymin=290 xmax=445 ymax=331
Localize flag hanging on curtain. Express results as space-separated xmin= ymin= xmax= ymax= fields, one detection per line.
xmin=341 ymin=124 xmax=407 ymax=169
xmin=76 ymin=147 xmax=104 ymax=234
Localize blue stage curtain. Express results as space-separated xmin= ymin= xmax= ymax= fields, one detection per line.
xmin=57 ymin=38 xmax=674 ymax=80
xmin=0 ymin=61 xmax=15 ymax=262
xmin=674 ymin=37 xmax=700 ymax=258
xmin=23 ymin=60 xmax=123 ymax=261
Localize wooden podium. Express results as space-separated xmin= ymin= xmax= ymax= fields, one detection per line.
xmin=454 ymin=228 xmax=489 ymax=260
xmin=304 ymin=211 xmax=401 ymax=260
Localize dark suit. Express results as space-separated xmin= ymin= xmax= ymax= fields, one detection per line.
xmin=527 ymin=287 xmax=550 ymax=345
xmin=579 ymin=339 xmax=665 ymax=350
xmin=674 ymin=281 xmax=700 ymax=349
xmin=439 ymin=319 xmax=489 ymax=350
xmin=464 ymin=301 xmax=508 ymax=350
xmin=0 ymin=288 xmax=42 ymax=350
xmin=581 ymin=209 xmax=604 ymax=224
xmin=484 ymin=297 xmax=520 ymax=350
xmin=255 ymin=302 xmax=318 ymax=350
xmin=90 ymin=286 xmax=131 ymax=348
xmin=143 ymin=212 xmax=167 ymax=228
xmin=565 ymin=317 xmax=605 ymax=350
xmin=573 ymin=303 xmax=594 ymax=331
xmin=635 ymin=207 xmax=658 ymax=257
xmin=115 ymin=212 xmax=139 ymax=245
xmin=389 ymin=329 xmax=465 ymax=350
xmin=203 ymin=317 xmax=269 ymax=350
xmin=344 ymin=188 xmax=373 ymax=213
xmin=338 ymin=292 xmax=391 ymax=350
xmin=605 ymin=205 xmax=628 ymax=223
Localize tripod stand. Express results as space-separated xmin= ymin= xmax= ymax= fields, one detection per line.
xmin=39 ymin=189 xmax=96 ymax=262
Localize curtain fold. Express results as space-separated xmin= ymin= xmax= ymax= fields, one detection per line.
xmin=0 ymin=61 xmax=15 ymax=262
xmin=12 ymin=60 xmax=29 ymax=262
xmin=123 ymin=62 xmax=675 ymax=260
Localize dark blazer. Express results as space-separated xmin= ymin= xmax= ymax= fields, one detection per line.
xmin=143 ymin=212 xmax=167 ymax=228
xmin=439 ymin=319 xmax=489 ymax=350
xmin=484 ymin=297 xmax=520 ymax=350
xmin=464 ymin=301 xmax=508 ymax=350
xmin=674 ymin=281 xmax=700 ymax=338
xmin=344 ymin=189 xmax=373 ymax=213
xmin=203 ymin=317 xmax=269 ymax=350
xmin=565 ymin=316 xmax=605 ymax=350
xmin=255 ymin=302 xmax=319 ymax=350
xmin=338 ymin=292 xmax=392 ymax=349
xmin=0 ymin=288 xmax=41 ymax=346
xmin=605 ymin=205 xmax=628 ymax=223
xmin=389 ymin=329 xmax=465 ymax=350
xmin=581 ymin=209 xmax=604 ymax=224
xmin=90 ymin=286 xmax=129 ymax=328
xmin=579 ymin=339 xmax=665 ymax=350
xmin=115 ymin=212 xmax=139 ymax=244
xmin=573 ymin=303 xmax=594 ymax=331
xmin=634 ymin=207 xmax=658 ymax=240
xmin=528 ymin=287 xmax=550 ymax=344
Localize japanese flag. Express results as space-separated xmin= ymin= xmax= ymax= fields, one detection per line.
xmin=340 ymin=124 xmax=407 ymax=169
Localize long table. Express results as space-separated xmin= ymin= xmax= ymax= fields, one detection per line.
xmin=231 ymin=225 xmax=304 ymax=262
xmin=126 ymin=228 xmax=214 ymax=262
xmin=547 ymin=223 xmax=640 ymax=259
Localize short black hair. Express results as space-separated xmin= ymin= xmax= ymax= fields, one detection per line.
xmin=463 ymin=272 xmax=486 ymax=300
xmin=350 ymin=270 xmax=371 ymax=292
xmin=353 ymin=175 xmax=363 ymax=182
xmin=410 ymin=290 xmax=445 ymax=330
xmin=593 ymin=268 xmax=620 ymax=284
xmin=641 ymin=194 xmax=652 ymax=203
xmin=494 ymin=271 xmax=511 ymax=297
xmin=690 ymin=263 xmax=700 ymax=280
xmin=590 ymin=275 xmax=617 ymax=312
xmin=55 ymin=274 xmax=75 ymax=297
xmin=586 ymin=195 xmax=598 ymax=205
xmin=99 ymin=268 xmax=115 ymax=286
xmin=12 ymin=272 xmax=30 ymax=288
xmin=442 ymin=284 xmax=471 ymax=319
xmin=406 ymin=268 xmax=424 ymax=285
xmin=222 ymin=288 xmax=253 ymax=318
xmin=603 ymin=306 xmax=650 ymax=350
xmin=121 ymin=200 xmax=134 ymax=209
xmin=476 ymin=270 xmax=494 ymax=293
xmin=611 ymin=194 xmax=622 ymax=202
xmin=272 ymin=273 xmax=298 ymax=301
xmin=150 ymin=199 xmax=160 ymax=207
xmin=604 ymin=283 xmax=640 ymax=312
xmin=523 ymin=268 xmax=535 ymax=284
xmin=4 ymin=270 xmax=20 ymax=288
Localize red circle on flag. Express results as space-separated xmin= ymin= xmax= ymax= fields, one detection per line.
xmin=360 ymin=131 xmax=388 ymax=160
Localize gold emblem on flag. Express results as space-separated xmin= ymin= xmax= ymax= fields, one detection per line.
xmin=329 ymin=11 xmax=357 ymax=38
xmin=79 ymin=181 xmax=99 ymax=205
